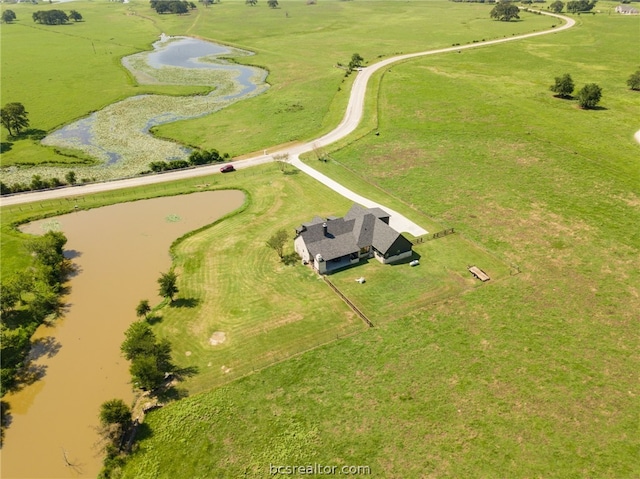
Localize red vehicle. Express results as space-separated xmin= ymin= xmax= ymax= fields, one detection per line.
xmin=220 ymin=164 xmax=235 ymax=173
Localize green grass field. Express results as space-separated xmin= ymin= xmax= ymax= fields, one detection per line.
xmin=118 ymin=7 xmax=638 ymax=479
xmin=2 ymin=1 xmax=639 ymax=477
xmin=1 ymin=0 xmax=555 ymax=168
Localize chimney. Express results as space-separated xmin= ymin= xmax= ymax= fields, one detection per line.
xmin=323 ymin=222 xmax=328 ymax=236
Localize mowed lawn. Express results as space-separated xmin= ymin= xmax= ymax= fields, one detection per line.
xmin=151 ymin=167 xmax=367 ymax=393
xmin=120 ymin=9 xmax=639 ymax=479
xmin=147 ymin=164 xmax=505 ymax=394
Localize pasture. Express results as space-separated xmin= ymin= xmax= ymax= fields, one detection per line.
xmin=119 ymin=6 xmax=638 ymax=479
xmin=1 ymin=0 xmax=554 ymax=170
xmin=1 ymin=1 xmax=638 ymax=477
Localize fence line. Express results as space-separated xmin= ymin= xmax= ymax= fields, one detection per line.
xmin=323 ymin=277 xmax=374 ymax=328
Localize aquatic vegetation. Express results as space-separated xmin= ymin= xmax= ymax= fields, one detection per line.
xmin=2 ymin=37 xmax=268 ymax=185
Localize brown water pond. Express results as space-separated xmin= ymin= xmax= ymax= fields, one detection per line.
xmin=1 ymin=190 xmax=245 ymax=479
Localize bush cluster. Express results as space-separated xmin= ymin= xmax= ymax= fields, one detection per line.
xmin=0 ymin=172 xmax=91 ymax=196
xmin=147 ymin=148 xmax=229 ymax=172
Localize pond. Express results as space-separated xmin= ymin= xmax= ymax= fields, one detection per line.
xmin=3 ymin=36 xmax=268 ymax=185
xmin=1 ymin=190 xmax=245 ymax=479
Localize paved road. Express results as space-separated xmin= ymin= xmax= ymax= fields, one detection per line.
xmin=1 ymin=10 xmax=575 ymax=236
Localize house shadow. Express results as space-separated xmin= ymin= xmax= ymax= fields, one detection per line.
xmin=389 ymin=251 xmax=422 ymax=266
xmin=171 ymin=298 xmax=199 ymax=308
xmin=326 ymin=257 xmax=371 ymax=275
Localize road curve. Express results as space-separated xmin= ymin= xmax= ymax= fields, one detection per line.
xmin=1 ymin=9 xmax=575 ymax=231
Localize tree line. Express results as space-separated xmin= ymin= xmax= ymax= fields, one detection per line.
xmin=1 ymin=231 xmax=72 ymax=393
xmin=147 ymin=148 xmax=230 ymax=172
xmin=149 ymin=0 xmax=196 ymax=14
xmin=0 ymin=171 xmax=93 ymax=197
xmin=246 ymin=0 xmax=281 ymax=7
xmin=32 ymin=9 xmax=82 ymax=25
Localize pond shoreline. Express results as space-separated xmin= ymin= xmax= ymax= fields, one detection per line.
xmin=1 ymin=190 xmax=246 ymax=479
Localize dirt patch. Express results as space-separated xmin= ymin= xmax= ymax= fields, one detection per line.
xmin=209 ymin=331 xmax=227 ymax=346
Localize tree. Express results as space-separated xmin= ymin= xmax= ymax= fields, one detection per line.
xmin=27 ymin=281 xmax=61 ymax=322
xmin=549 ymin=0 xmax=564 ymax=12
xmin=246 ymin=0 xmax=258 ymax=5
xmin=272 ymin=152 xmax=290 ymax=173
xmin=266 ymin=229 xmax=288 ymax=259
xmin=32 ymin=10 xmax=69 ymax=25
xmin=68 ymin=10 xmax=82 ymax=22
xmin=550 ymin=73 xmax=575 ymax=98
xmin=2 ymin=10 xmax=16 ymax=23
xmin=157 ymin=270 xmax=179 ymax=302
xmin=348 ymin=53 xmax=364 ymax=71
xmin=626 ymin=69 xmax=640 ymax=91
xmin=26 ymin=231 xmax=69 ymax=286
xmin=150 ymin=0 xmax=190 ymax=14
xmin=135 ymin=300 xmax=151 ymax=319
xmin=267 ymin=0 xmax=278 ymax=7
xmin=99 ymin=399 xmax=132 ymax=429
xmin=188 ymin=148 xmax=222 ymax=165
xmin=490 ymin=1 xmax=520 ymax=21
xmin=130 ymin=355 xmax=165 ymax=390
xmin=121 ymin=321 xmax=173 ymax=390
xmin=566 ymin=0 xmax=596 ymax=13
xmin=0 ymin=279 xmax=22 ymax=316
xmin=65 ymin=171 xmax=77 ymax=185
xmin=576 ymin=83 xmax=602 ymax=109
xmin=121 ymin=321 xmax=157 ymax=361
xmin=169 ymin=1 xmax=189 ymax=14
xmin=0 ymin=102 xmax=30 ymax=136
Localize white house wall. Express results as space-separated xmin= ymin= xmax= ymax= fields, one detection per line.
xmin=375 ymin=249 xmax=413 ymax=264
xmin=294 ymin=236 xmax=310 ymax=263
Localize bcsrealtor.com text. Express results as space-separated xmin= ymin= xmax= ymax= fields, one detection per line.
xmin=269 ymin=464 xmax=371 ymax=475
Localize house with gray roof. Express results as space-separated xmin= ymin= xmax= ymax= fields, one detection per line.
xmin=615 ymin=4 xmax=639 ymax=14
xmin=294 ymin=204 xmax=414 ymax=274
